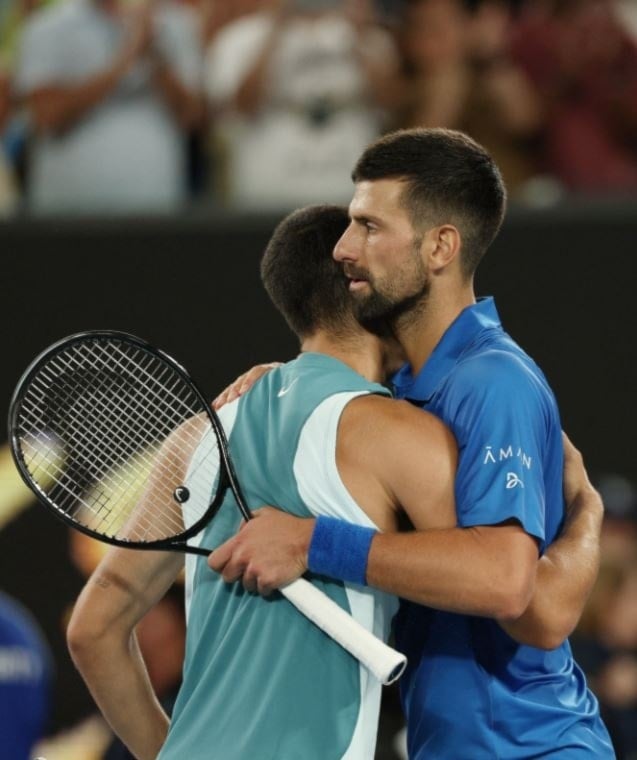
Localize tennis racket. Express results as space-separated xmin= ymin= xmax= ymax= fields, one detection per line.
xmin=8 ymin=331 xmax=406 ymax=685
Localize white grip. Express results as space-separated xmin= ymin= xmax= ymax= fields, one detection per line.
xmin=280 ymin=577 xmax=407 ymax=685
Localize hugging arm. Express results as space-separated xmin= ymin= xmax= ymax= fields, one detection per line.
xmin=499 ymin=434 xmax=603 ymax=648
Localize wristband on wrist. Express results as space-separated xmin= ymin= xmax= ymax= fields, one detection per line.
xmin=307 ymin=516 xmax=377 ymax=586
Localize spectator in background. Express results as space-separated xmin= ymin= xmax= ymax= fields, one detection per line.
xmin=396 ymin=0 xmax=543 ymax=195
xmin=15 ymin=0 xmax=204 ymax=215
xmin=0 ymin=0 xmax=35 ymax=213
xmin=0 ymin=591 xmax=52 ymax=760
xmin=181 ymin=0 xmax=264 ymax=200
xmin=204 ymin=0 xmax=400 ymax=210
xmin=0 ymin=63 xmax=16 ymax=214
xmin=511 ymin=0 xmax=637 ymax=194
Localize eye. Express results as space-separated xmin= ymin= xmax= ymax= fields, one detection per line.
xmin=354 ymin=216 xmax=378 ymax=234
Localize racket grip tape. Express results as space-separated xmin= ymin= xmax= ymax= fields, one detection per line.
xmin=280 ymin=577 xmax=407 ymax=685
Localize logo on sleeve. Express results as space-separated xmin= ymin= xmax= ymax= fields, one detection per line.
xmin=506 ymin=472 xmax=525 ymax=489
xmin=483 ymin=445 xmax=532 ymax=470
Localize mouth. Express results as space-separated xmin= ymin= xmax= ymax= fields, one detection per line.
xmin=347 ymin=278 xmax=369 ymax=292
xmin=344 ymin=267 xmax=370 ymax=292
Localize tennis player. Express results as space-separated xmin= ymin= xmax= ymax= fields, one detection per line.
xmin=67 ymin=204 xmax=461 ymax=760
xmin=209 ymin=129 xmax=615 ymax=758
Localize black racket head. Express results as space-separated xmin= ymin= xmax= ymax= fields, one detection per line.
xmin=8 ymin=331 xmax=230 ymax=551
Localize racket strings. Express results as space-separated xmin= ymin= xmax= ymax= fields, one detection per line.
xmin=65 ymin=341 xmax=206 ymax=468
xmin=20 ymin=366 xmax=178 ymax=537
xmin=74 ymin=342 xmax=222 ymax=538
xmin=15 ymin=338 xmax=221 ymax=543
xmin=34 ymin=359 xmax=177 ymax=490
xmin=21 ymin=360 xmax=204 ymax=530
xmin=22 ymin=369 xmax=168 ymax=518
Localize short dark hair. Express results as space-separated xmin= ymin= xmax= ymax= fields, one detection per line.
xmin=261 ymin=205 xmax=355 ymax=338
xmin=352 ymin=128 xmax=507 ymax=278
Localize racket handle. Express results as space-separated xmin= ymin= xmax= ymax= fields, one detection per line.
xmin=280 ymin=577 xmax=407 ymax=685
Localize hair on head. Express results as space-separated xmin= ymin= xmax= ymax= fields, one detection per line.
xmin=261 ymin=204 xmax=356 ymax=339
xmin=352 ymin=128 xmax=507 ymax=277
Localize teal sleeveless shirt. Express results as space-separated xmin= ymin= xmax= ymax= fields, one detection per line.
xmin=158 ymin=353 xmax=391 ymax=760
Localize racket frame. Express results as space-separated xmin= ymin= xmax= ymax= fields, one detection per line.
xmin=8 ymin=330 xmax=251 ymax=557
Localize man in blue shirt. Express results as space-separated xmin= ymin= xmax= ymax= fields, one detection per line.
xmin=210 ymin=128 xmax=614 ymax=757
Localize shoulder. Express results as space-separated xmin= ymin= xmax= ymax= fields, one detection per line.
xmin=449 ymin=346 xmax=551 ymax=407
xmin=444 ymin=346 xmax=559 ymax=446
xmin=339 ymin=394 xmax=456 ymax=462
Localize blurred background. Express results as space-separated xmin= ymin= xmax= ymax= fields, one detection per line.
xmin=0 ymin=0 xmax=636 ymax=758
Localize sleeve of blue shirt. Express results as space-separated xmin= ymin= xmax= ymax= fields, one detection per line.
xmin=446 ymin=350 xmax=552 ymax=549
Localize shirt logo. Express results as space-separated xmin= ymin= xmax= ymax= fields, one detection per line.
xmin=506 ymin=472 xmax=525 ymax=489
xmin=483 ymin=445 xmax=532 ymax=470
xmin=277 ymin=378 xmax=299 ymax=398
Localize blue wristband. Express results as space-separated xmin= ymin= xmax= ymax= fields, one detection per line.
xmin=307 ymin=516 xmax=377 ymax=586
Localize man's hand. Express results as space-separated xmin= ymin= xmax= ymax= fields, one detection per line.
xmin=212 ymin=363 xmax=282 ymax=409
xmin=208 ymin=507 xmax=314 ymax=595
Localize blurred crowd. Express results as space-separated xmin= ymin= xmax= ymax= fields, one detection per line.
xmin=0 ymin=0 xmax=636 ymax=216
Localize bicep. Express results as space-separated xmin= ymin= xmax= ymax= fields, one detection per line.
xmin=472 ymin=521 xmax=539 ymax=573
xmin=472 ymin=521 xmax=539 ymax=616
xmin=386 ymin=409 xmax=458 ymax=530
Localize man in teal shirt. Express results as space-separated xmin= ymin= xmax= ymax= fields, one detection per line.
xmin=67 ymin=204 xmax=458 ymax=759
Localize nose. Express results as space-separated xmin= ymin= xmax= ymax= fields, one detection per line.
xmin=333 ymin=223 xmax=359 ymax=263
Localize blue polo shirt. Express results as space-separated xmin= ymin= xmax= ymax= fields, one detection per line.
xmin=392 ymin=298 xmax=613 ymax=759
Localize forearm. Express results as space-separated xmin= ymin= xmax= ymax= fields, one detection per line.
xmin=70 ymin=629 xmax=169 ymax=760
xmin=367 ymin=525 xmax=535 ymax=620
xmin=500 ymin=486 xmax=603 ymax=648
xmin=30 ymin=60 xmax=128 ymax=134
xmin=67 ymin=545 xmax=183 ymax=758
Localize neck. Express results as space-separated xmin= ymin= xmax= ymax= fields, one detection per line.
xmin=300 ymin=330 xmax=386 ymax=384
xmin=395 ymin=280 xmax=476 ymax=376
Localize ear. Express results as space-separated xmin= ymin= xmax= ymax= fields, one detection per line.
xmin=424 ymin=225 xmax=462 ymax=274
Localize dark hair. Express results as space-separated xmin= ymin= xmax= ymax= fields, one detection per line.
xmin=261 ymin=205 xmax=355 ymax=338
xmin=352 ymin=128 xmax=507 ymax=278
